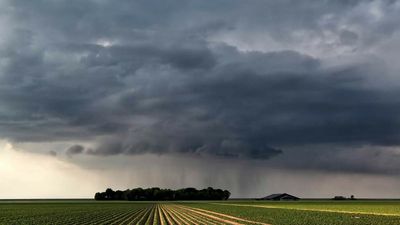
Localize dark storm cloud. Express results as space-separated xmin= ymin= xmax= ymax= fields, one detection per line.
xmin=1 ymin=0 xmax=400 ymax=169
xmin=265 ymin=145 xmax=400 ymax=175
xmin=66 ymin=145 xmax=85 ymax=156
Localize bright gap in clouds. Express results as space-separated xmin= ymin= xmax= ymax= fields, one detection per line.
xmin=96 ymin=39 xmax=113 ymax=47
xmin=0 ymin=141 xmax=101 ymax=199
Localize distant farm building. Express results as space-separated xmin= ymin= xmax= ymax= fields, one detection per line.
xmin=260 ymin=193 xmax=300 ymax=201
xmin=332 ymin=196 xmax=347 ymax=200
xmin=332 ymin=195 xmax=356 ymax=200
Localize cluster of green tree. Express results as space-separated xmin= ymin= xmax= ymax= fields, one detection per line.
xmin=94 ymin=187 xmax=231 ymax=201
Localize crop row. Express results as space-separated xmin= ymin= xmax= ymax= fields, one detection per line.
xmin=126 ymin=204 xmax=270 ymax=225
xmin=0 ymin=203 xmax=271 ymax=225
xmin=0 ymin=203 xmax=150 ymax=225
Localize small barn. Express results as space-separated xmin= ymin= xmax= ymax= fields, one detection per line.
xmin=260 ymin=193 xmax=300 ymax=201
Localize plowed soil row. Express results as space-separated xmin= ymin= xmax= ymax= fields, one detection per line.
xmin=123 ymin=204 xmax=270 ymax=225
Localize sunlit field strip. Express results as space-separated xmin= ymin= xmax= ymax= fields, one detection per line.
xmin=157 ymin=204 xmax=167 ymax=225
xmin=174 ymin=205 xmax=246 ymax=225
xmin=163 ymin=204 xmax=227 ymax=225
xmin=169 ymin=205 xmax=222 ymax=225
xmin=168 ymin=206 xmax=197 ymax=225
xmin=164 ymin=205 xmax=188 ymax=224
xmin=181 ymin=205 xmax=229 ymax=225
xmin=159 ymin=204 xmax=175 ymax=225
xmin=180 ymin=205 xmax=250 ymax=225
xmin=176 ymin=204 xmax=271 ymax=225
xmin=161 ymin=204 xmax=182 ymax=224
xmin=163 ymin=204 xmax=184 ymax=225
xmin=172 ymin=204 xmax=203 ymax=225
xmin=169 ymin=205 xmax=207 ymax=225
xmin=213 ymin=203 xmax=400 ymax=217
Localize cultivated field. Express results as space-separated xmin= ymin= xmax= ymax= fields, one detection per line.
xmin=1 ymin=200 xmax=400 ymax=224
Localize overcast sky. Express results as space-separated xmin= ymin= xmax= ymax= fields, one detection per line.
xmin=1 ymin=0 xmax=400 ymax=198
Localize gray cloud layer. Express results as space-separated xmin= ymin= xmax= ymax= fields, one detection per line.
xmin=1 ymin=0 xmax=400 ymax=172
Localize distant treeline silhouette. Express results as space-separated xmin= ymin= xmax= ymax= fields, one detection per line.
xmin=94 ymin=187 xmax=231 ymax=201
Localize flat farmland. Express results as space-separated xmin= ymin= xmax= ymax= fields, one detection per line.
xmin=190 ymin=200 xmax=400 ymax=225
xmin=1 ymin=200 xmax=400 ymax=224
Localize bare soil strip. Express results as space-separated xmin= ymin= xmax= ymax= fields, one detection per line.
xmin=158 ymin=204 xmax=167 ymax=225
xmin=157 ymin=205 xmax=167 ymax=225
xmin=159 ymin=204 xmax=177 ymax=225
xmin=169 ymin=206 xmax=201 ymax=224
xmin=171 ymin=205 xmax=223 ymax=225
xmin=175 ymin=204 xmax=271 ymax=225
xmin=173 ymin=205 xmax=247 ymax=225
xmin=106 ymin=203 xmax=271 ymax=225
xmin=168 ymin=207 xmax=196 ymax=225
xmin=167 ymin=205 xmax=195 ymax=225
xmin=167 ymin=205 xmax=192 ymax=225
xmin=163 ymin=205 xmax=186 ymax=224
xmin=169 ymin=205 xmax=222 ymax=225
xmin=212 ymin=203 xmax=400 ymax=217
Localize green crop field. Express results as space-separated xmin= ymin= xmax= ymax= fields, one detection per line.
xmin=1 ymin=200 xmax=400 ymax=224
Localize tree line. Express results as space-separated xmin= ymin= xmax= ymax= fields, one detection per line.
xmin=94 ymin=187 xmax=231 ymax=201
